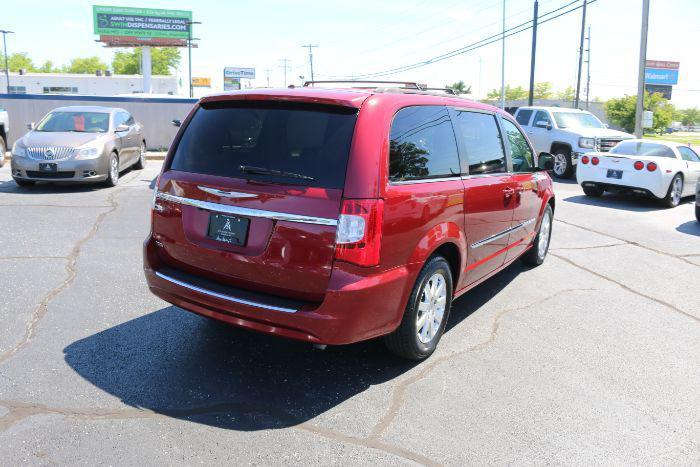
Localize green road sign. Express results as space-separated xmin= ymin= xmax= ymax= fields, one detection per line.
xmin=93 ymin=5 xmax=192 ymax=39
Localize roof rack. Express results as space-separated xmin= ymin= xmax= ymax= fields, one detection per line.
xmin=303 ymin=80 xmax=421 ymax=89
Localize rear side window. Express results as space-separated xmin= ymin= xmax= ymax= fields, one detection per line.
xmin=515 ymin=109 xmax=533 ymax=126
xmin=170 ymin=101 xmax=357 ymax=189
xmin=389 ymin=106 xmax=460 ymax=182
xmin=679 ymin=147 xmax=700 ymax=162
xmin=610 ymin=141 xmax=676 ymax=158
xmin=501 ymin=118 xmax=535 ymax=172
xmin=451 ymin=110 xmax=506 ymax=175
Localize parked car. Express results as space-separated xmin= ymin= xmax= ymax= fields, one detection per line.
xmin=696 ymin=180 xmax=700 ymax=222
xmin=0 ymin=108 xmax=9 ymax=167
xmin=513 ymin=106 xmax=634 ymax=178
xmin=577 ymin=139 xmax=700 ymax=207
xmin=144 ymin=84 xmax=556 ymax=360
xmin=10 ymin=106 xmax=146 ymax=187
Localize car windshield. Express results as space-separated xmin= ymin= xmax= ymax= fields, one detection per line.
xmin=170 ymin=101 xmax=357 ymax=189
xmin=609 ymin=141 xmax=676 ymax=158
xmin=553 ymin=112 xmax=605 ymax=129
xmin=35 ymin=111 xmax=110 ymax=133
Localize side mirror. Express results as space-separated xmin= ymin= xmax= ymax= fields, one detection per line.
xmin=27 ymin=122 xmax=35 ymax=130
xmin=537 ymin=152 xmax=555 ymax=171
xmin=171 ymin=119 xmax=181 ymax=127
xmin=535 ymin=120 xmax=552 ymax=130
xmin=115 ymin=124 xmax=130 ymax=133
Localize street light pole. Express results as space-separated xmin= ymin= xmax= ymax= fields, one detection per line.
xmin=574 ymin=0 xmax=587 ymax=109
xmin=527 ymin=0 xmax=539 ymax=107
xmin=500 ymin=0 xmax=506 ymax=109
xmin=635 ymin=0 xmax=650 ymax=138
xmin=0 ymin=30 xmax=14 ymax=94
xmin=186 ymin=20 xmax=201 ymax=98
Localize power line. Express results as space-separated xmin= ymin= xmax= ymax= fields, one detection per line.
xmin=301 ymin=44 xmax=319 ymax=82
xmin=341 ymin=0 xmax=593 ymax=80
xmin=279 ymin=58 xmax=291 ymax=87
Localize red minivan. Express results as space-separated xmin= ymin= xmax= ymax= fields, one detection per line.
xmin=144 ymin=83 xmax=555 ymax=360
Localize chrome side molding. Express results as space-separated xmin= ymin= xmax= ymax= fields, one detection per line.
xmin=156 ymin=192 xmax=338 ymax=226
xmin=470 ymin=218 xmax=536 ymax=249
xmin=155 ymin=271 xmax=298 ymax=313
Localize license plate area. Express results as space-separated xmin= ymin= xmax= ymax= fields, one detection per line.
xmin=207 ymin=212 xmax=249 ymax=246
xmin=39 ymin=163 xmax=58 ymax=172
xmin=606 ymin=169 xmax=623 ymax=179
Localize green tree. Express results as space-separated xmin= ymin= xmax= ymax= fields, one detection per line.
xmin=0 ymin=52 xmax=37 ymax=72
xmin=534 ymin=82 xmax=553 ymax=99
xmin=679 ymin=108 xmax=700 ymax=126
xmin=62 ymin=56 xmax=107 ymax=74
xmin=112 ymin=47 xmax=181 ymax=75
xmin=37 ymin=60 xmax=59 ymax=73
xmin=486 ymin=85 xmax=528 ymax=100
xmin=605 ymin=92 xmax=676 ymax=133
xmin=557 ymin=86 xmax=575 ymax=101
xmin=445 ymin=80 xmax=471 ymax=95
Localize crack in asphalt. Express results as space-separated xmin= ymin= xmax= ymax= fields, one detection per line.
xmin=0 ymin=171 xmax=142 ymax=366
xmin=368 ymin=288 xmax=597 ymax=441
xmin=551 ymin=243 xmax=625 ymax=251
xmin=555 ymin=219 xmax=699 ymax=266
xmin=0 ymin=400 xmax=437 ymax=466
xmin=550 ymin=253 xmax=700 ymax=324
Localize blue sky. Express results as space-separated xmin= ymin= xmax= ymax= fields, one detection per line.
xmin=4 ymin=0 xmax=700 ymax=106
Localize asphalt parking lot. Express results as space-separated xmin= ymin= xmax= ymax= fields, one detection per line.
xmin=0 ymin=160 xmax=698 ymax=465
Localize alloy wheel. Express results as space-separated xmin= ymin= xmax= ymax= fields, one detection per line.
xmin=110 ymin=156 xmax=119 ymax=183
xmin=538 ymin=210 xmax=552 ymax=259
xmin=553 ymin=154 xmax=567 ymax=176
xmin=671 ymin=177 xmax=682 ymax=205
xmin=416 ymin=273 xmax=447 ymax=344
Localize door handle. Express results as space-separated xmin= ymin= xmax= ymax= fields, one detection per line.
xmin=503 ymin=187 xmax=515 ymax=197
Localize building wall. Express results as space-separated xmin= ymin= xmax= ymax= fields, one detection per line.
xmin=0 ymin=94 xmax=197 ymax=150
xmin=0 ymin=73 xmax=177 ymax=96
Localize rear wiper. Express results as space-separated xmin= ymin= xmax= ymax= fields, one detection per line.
xmin=239 ymin=165 xmax=315 ymax=181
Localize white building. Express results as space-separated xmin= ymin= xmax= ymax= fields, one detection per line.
xmin=0 ymin=72 xmax=178 ymax=96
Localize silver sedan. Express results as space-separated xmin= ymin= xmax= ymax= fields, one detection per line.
xmin=10 ymin=105 xmax=146 ymax=187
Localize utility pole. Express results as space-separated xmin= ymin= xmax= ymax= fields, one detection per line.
xmin=186 ymin=20 xmax=201 ymax=98
xmin=635 ymin=0 xmax=650 ymax=138
xmin=574 ymin=0 xmax=587 ymax=109
xmin=0 ymin=30 xmax=14 ymax=94
xmin=500 ymin=0 xmax=506 ymax=109
xmin=478 ymin=56 xmax=483 ymax=100
xmin=264 ymin=68 xmax=272 ymax=87
xmin=528 ymin=0 xmax=539 ymax=106
xmin=585 ymin=27 xmax=591 ymax=110
xmin=279 ymin=58 xmax=291 ymax=87
xmin=301 ymin=44 xmax=318 ymax=83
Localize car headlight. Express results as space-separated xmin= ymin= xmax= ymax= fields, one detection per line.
xmin=578 ymin=137 xmax=596 ymax=149
xmin=11 ymin=142 xmax=27 ymax=158
xmin=75 ymin=142 xmax=104 ymax=160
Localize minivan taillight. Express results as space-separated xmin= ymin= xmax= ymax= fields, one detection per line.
xmin=335 ymin=199 xmax=384 ymax=267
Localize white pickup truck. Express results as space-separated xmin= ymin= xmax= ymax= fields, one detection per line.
xmin=513 ymin=106 xmax=633 ymax=178
xmin=0 ymin=108 xmax=8 ymax=167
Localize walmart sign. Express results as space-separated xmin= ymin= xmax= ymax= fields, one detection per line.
xmin=644 ymin=60 xmax=680 ymax=85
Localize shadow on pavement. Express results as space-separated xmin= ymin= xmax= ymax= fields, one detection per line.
xmin=63 ymin=262 xmax=521 ymax=431
xmin=676 ymin=220 xmax=700 ymax=237
xmin=563 ymin=193 xmax=692 ymax=212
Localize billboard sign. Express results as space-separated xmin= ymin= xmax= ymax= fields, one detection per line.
xmin=224 ymin=77 xmax=241 ymax=91
xmin=644 ymin=60 xmax=680 ymax=86
xmin=192 ymin=77 xmax=211 ymax=87
xmin=645 ymin=84 xmax=672 ymax=100
xmin=224 ymin=67 xmax=256 ymax=79
xmin=93 ymin=6 xmax=192 ymax=39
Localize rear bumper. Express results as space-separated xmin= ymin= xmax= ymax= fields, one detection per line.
xmin=10 ymin=156 xmax=109 ymax=182
xmin=143 ymin=236 xmax=416 ymax=345
xmin=577 ymin=164 xmax=667 ymax=198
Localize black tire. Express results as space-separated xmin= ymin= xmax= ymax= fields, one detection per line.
xmin=696 ymin=203 xmax=700 ymax=223
xmin=133 ymin=141 xmax=146 ymax=170
xmin=552 ymin=151 xmax=574 ymax=179
xmin=582 ymin=184 xmax=604 ymax=197
xmin=104 ymin=152 xmax=119 ymax=187
xmin=661 ymin=174 xmax=683 ymax=208
xmin=13 ymin=177 xmax=35 ymax=187
xmin=384 ymin=256 xmax=453 ymax=361
xmin=522 ymin=204 xmax=553 ymax=267
xmin=0 ymin=136 xmax=6 ymax=168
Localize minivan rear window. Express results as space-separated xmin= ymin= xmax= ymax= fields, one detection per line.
xmin=170 ymin=101 xmax=358 ymax=189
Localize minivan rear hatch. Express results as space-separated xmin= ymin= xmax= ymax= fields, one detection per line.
xmin=153 ymin=98 xmax=361 ymax=302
